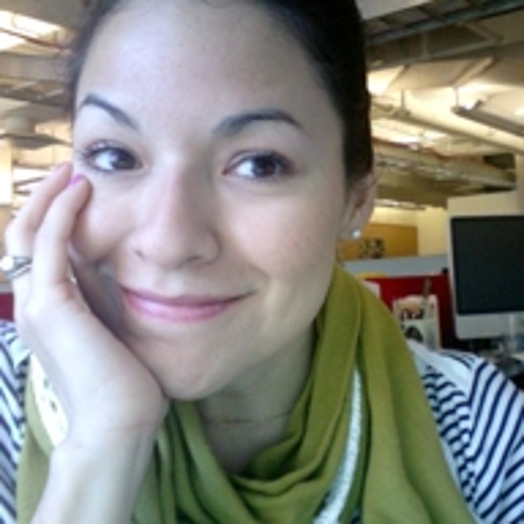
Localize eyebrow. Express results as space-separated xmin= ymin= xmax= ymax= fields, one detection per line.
xmin=76 ymin=94 xmax=140 ymax=131
xmin=213 ymin=108 xmax=304 ymax=137
xmin=76 ymin=96 xmax=303 ymax=137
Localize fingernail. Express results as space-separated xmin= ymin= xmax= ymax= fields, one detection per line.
xmin=69 ymin=174 xmax=84 ymax=186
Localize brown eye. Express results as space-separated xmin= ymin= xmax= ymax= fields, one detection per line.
xmin=228 ymin=152 xmax=292 ymax=180
xmin=81 ymin=144 xmax=141 ymax=174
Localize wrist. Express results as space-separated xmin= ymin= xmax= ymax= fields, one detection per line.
xmin=32 ymin=427 xmax=158 ymax=524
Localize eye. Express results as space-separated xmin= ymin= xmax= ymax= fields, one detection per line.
xmin=226 ymin=151 xmax=293 ymax=180
xmin=78 ymin=142 xmax=141 ymax=174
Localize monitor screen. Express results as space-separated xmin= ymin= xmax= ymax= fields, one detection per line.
xmin=450 ymin=215 xmax=524 ymax=315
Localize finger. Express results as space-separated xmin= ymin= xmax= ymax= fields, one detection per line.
xmin=31 ymin=175 xmax=91 ymax=290
xmin=5 ymin=163 xmax=73 ymax=300
xmin=6 ymin=162 xmax=73 ymax=251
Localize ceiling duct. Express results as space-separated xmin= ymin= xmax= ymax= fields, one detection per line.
xmin=0 ymin=115 xmax=69 ymax=150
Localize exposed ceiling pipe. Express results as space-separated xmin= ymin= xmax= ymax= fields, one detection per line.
xmin=374 ymin=142 xmax=515 ymax=189
xmin=367 ymin=0 xmax=524 ymax=46
xmin=0 ymin=85 xmax=63 ymax=107
xmin=375 ymin=184 xmax=449 ymax=208
xmin=373 ymin=102 xmax=524 ymax=157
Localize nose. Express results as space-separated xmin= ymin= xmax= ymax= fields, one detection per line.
xmin=130 ymin=169 xmax=220 ymax=269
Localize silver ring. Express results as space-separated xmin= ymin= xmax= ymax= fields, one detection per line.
xmin=0 ymin=255 xmax=33 ymax=280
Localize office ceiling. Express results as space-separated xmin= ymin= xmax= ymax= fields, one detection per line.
xmin=0 ymin=0 xmax=523 ymax=208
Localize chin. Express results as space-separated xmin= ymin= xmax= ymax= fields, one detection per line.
xmin=122 ymin=336 xmax=233 ymax=401
xmin=156 ymin=371 xmax=232 ymax=402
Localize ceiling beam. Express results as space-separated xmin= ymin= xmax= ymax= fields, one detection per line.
xmin=0 ymin=0 xmax=81 ymax=28
xmin=376 ymin=185 xmax=448 ymax=208
xmin=0 ymin=53 xmax=65 ymax=83
xmin=4 ymin=0 xmax=432 ymax=26
xmin=356 ymin=0 xmax=432 ymax=20
xmin=0 ymin=87 xmax=64 ymax=108
xmin=374 ymin=164 xmax=465 ymax=208
xmin=366 ymin=0 xmax=524 ymax=46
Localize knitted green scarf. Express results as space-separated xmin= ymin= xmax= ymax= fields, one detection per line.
xmin=17 ymin=266 xmax=473 ymax=522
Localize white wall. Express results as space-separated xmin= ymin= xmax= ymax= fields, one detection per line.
xmin=448 ymin=191 xmax=520 ymax=216
xmin=370 ymin=207 xmax=417 ymax=226
xmin=416 ymin=208 xmax=448 ymax=256
xmin=372 ymin=192 xmax=520 ymax=259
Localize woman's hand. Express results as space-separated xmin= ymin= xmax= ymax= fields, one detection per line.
xmin=5 ymin=163 xmax=167 ymax=523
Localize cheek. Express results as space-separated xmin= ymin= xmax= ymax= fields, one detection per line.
xmin=69 ymin=196 xmax=126 ymax=265
xmin=231 ymin=195 xmax=343 ymax=278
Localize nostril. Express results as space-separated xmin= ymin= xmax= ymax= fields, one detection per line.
xmin=131 ymin=218 xmax=221 ymax=269
xmin=130 ymin=171 xmax=221 ymax=268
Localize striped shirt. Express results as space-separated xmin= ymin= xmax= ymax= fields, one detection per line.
xmin=1 ymin=321 xmax=523 ymax=523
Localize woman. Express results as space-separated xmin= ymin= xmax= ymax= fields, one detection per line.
xmin=0 ymin=0 xmax=522 ymax=522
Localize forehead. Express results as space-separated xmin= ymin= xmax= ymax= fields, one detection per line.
xmin=83 ymin=0 xmax=305 ymax=83
xmin=76 ymin=0 xmax=341 ymax=141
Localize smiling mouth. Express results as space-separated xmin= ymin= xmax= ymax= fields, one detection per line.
xmin=121 ymin=288 xmax=246 ymax=323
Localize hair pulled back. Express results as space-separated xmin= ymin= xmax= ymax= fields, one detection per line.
xmin=68 ymin=0 xmax=373 ymax=183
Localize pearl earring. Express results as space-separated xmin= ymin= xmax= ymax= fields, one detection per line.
xmin=351 ymin=229 xmax=362 ymax=240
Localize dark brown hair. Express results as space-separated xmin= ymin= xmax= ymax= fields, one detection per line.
xmin=67 ymin=0 xmax=373 ymax=183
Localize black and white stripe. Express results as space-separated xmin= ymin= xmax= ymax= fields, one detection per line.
xmin=412 ymin=343 xmax=524 ymax=523
xmin=0 ymin=322 xmax=29 ymax=524
xmin=0 ymin=326 xmax=522 ymax=523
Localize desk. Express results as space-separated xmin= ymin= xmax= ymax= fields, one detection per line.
xmin=496 ymin=355 xmax=524 ymax=389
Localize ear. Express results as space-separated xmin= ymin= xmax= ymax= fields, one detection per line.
xmin=338 ymin=173 xmax=377 ymax=238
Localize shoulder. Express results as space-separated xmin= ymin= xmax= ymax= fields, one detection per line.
xmin=0 ymin=319 xmax=29 ymax=366
xmin=409 ymin=341 xmax=524 ymax=523
xmin=0 ymin=320 xmax=29 ymax=524
xmin=0 ymin=320 xmax=30 ymax=390
xmin=0 ymin=319 xmax=29 ymax=414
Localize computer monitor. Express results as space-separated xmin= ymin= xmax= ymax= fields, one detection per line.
xmin=448 ymin=214 xmax=524 ymax=340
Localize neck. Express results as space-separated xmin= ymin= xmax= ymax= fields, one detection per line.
xmin=197 ymin=327 xmax=314 ymax=472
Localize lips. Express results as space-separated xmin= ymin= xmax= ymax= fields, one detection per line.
xmin=121 ymin=287 xmax=246 ymax=323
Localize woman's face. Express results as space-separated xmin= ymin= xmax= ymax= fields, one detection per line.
xmin=71 ymin=0 xmax=372 ymax=399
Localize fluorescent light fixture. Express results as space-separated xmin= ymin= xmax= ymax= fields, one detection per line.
xmin=0 ymin=10 xmax=60 ymax=51
xmin=452 ymin=102 xmax=524 ymax=138
xmin=372 ymin=119 xmax=424 ymax=145
xmin=422 ymin=130 xmax=447 ymax=141
xmin=357 ymin=0 xmax=432 ymax=21
xmin=458 ymin=82 xmax=497 ymax=96
xmin=375 ymin=199 xmax=426 ymax=211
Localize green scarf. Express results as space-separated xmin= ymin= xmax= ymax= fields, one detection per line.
xmin=17 ymin=266 xmax=473 ymax=523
